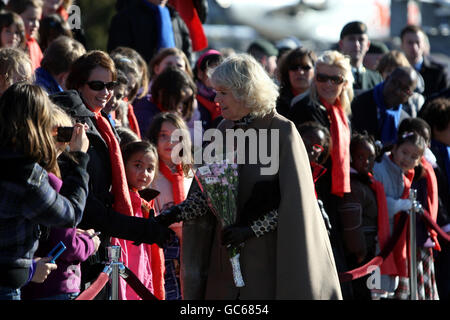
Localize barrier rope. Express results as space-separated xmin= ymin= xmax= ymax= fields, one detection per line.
xmin=75 ymin=271 xmax=110 ymax=300
xmin=121 ymin=266 xmax=158 ymax=300
xmin=420 ymin=210 xmax=450 ymax=242
xmin=339 ymin=208 xmax=450 ymax=283
xmin=339 ymin=212 xmax=408 ymax=282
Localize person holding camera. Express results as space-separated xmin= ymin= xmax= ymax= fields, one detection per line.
xmin=0 ymin=83 xmax=90 ymax=300
xmin=50 ymin=50 xmax=173 ymax=299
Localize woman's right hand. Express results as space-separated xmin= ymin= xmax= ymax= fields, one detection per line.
xmin=69 ymin=123 xmax=89 ymax=153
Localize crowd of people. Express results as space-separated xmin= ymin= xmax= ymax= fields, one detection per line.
xmin=0 ymin=0 xmax=449 ymax=301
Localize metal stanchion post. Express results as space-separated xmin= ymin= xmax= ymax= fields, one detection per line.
xmin=409 ymin=189 xmax=420 ymax=300
xmin=107 ymin=246 xmax=121 ymax=300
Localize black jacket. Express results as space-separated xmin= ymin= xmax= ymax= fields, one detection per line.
xmin=419 ymin=56 xmax=449 ymax=99
xmin=350 ymin=88 xmax=410 ymax=141
xmin=107 ymin=0 xmax=192 ymax=63
xmin=50 ymin=91 xmax=170 ymax=256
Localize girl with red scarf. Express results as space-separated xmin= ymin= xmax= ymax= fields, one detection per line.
xmin=373 ymin=131 xmax=439 ymax=299
xmin=6 ymin=0 xmax=43 ymax=70
xmin=147 ymin=112 xmax=194 ymax=300
xmin=120 ymin=140 xmax=165 ymax=300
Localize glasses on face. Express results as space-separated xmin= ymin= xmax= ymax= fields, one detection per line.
xmin=289 ymin=64 xmax=312 ymax=72
xmin=315 ymin=73 xmax=345 ymax=85
xmin=86 ymin=80 xmax=117 ymax=91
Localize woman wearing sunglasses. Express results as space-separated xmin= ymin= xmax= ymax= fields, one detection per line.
xmin=49 ymin=50 xmax=173 ymax=299
xmin=275 ymin=47 xmax=317 ymax=118
xmin=288 ymin=50 xmax=355 ymax=299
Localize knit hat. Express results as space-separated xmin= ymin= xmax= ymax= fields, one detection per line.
xmin=340 ymin=21 xmax=368 ymax=39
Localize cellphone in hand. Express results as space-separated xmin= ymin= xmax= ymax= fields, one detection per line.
xmin=47 ymin=241 xmax=66 ymax=263
xmin=56 ymin=126 xmax=74 ymax=142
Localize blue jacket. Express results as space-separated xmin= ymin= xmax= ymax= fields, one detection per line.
xmin=34 ymin=67 xmax=63 ymax=95
xmin=0 ymin=149 xmax=89 ymax=270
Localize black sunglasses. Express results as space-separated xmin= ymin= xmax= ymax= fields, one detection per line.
xmin=315 ymin=73 xmax=345 ymax=85
xmin=289 ymin=64 xmax=312 ymax=72
xmin=86 ymin=80 xmax=117 ymax=91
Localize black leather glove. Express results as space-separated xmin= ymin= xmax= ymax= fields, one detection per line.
xmin=154 ymin=206 xmax=182 ymax=227
xmin=133 ymin=217 xmax=175 ymax=249
xmin=221 ymin=224 xmax=255 ymax=247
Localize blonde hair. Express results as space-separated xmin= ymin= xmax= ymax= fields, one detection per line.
xmin=0 ymin=47 xmax=32 ymax=93
xmin=52 ymin=104 xmax=73 ymax=127
xmin=210 ymin=53 xmax=279 ymax=118
xmin=310 ymin=50 xmax=354 ymax=115
xmin=376 ymin=50 xmax=410 ymax=77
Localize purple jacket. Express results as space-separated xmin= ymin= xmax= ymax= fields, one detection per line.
xmin=21 ymin=173 xmax=96 ymax=299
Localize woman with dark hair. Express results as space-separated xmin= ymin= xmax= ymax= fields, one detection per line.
xmin=50 ymin=50 xmax=172 ymax=299
xmin=276 ymin=47 xmax=317 ymax=118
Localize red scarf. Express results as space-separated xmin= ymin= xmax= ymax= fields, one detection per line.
xmin=392 ymin=168 xmax=415 ymax=277
xmin=310 ymin=161 xmax=327 ymax=199
xmin=368 ymin=173 xmax=398 ymax=275
xmin=168 ymin=0 xmax=208 ymax=51
xmin=159 ymin=160 xmax=185 ymax=205
xmin=124 ymin=98 xmax=141 ymax=139
xmin=91 ymin=109 xmax=136 ymax=299
xmin=197 ymin=94 xmax=221 ymax=121
xmin=26 ymin=37 xmax=43 ymax=71
xmin=321 ymin=98 xmax=351 ymax=197
xmin=421 ymin=157 xmax=441 ymax=251
xmin=92 ymin=111 xmax=134 ymax=217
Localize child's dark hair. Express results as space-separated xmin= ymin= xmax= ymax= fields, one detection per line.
xmin=38 ymin=13 xmax=72 ymax=52
xmin=151 ymin=66 xmax=197 ymax=121
xmin=296 ymin=121 xmax=331 ymax=164
xmin=116 ymin=126 xmax=139 ymax=149
xmin=350 ymin=131 xmax=378 ymax=158
xmin=376 ymin=130 xmax=426 ymax=163
xmin=419 ymin=97 xmax=450 ymax=134
xmin=398 ymin=117 xmax=431 ymax=145
xmin=121 ymin=140 xmax=158 ymax=173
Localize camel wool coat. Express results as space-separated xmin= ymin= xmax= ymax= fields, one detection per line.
xmin=181 ymin=110 xmax=342 ymax=300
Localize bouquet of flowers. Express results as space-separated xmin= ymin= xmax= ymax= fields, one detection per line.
xmin=195 ymin=159 xmax=245 ymax=287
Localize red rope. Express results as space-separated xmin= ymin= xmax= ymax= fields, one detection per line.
xmin=339 ymin=212 xmax=408 ymax=282
xmin=121 ymin=266 xmax=158 ymax=300
xmin=75 ymin=272 xmax=110 ymax=300
xmin=420 ymin=210 xmax=450 ymax=242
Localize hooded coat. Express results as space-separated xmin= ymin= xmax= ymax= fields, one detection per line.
xmin=181 ymin=110 xmax=342 ymax=299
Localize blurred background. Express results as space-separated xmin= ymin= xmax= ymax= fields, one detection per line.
xmin=77 ymin=0 xmax=450 ymax=65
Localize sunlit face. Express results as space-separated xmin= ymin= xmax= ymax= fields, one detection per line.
xmin=125 ymin=151 xmax=157 ymax=191
xmin=314 ymin=64 xmax=347 ymax=105
xmin=20 ymin=6 xmax=42 ymax=39
xmin=351 ymin=140 xmax=376 ymax=176
xmin=214 ymin=85 xmax=250 ymax=121
xmin=288 ymin=56 xmax=314 ymax=95
xmin=104 ymin=83 xmax=126 ymax=114
xmin=384 ymin=74 xmax=416 ymax=107
xmin=157 ymin=120 xmax=180 ymax=165
xmin=154 ymin=54 xmax=186 ymax=76
xmin=339 ymin=33 xmax=370 ymax=66
xmin=78 ymin=66 xmax=114 ymax=112
xmin=1 ymin=24 xmax=21 ymax=48
xmin=401 ymin=31 xmax=426 ymax=65
xmin=391 ymin=141 xmax=423 ymax=172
